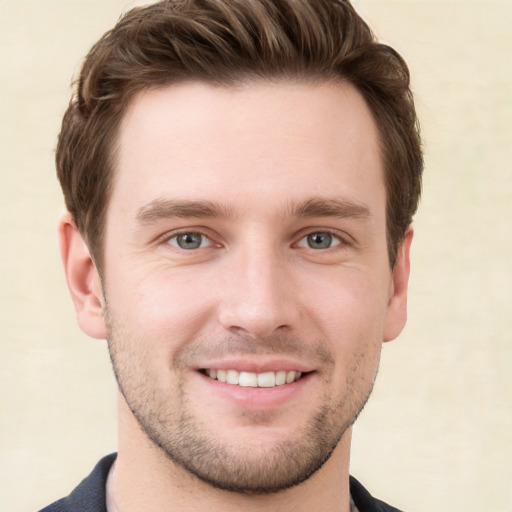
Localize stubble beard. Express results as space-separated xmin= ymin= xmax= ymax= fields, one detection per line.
xmin=104 ymin=306 xmax=378 ymax=495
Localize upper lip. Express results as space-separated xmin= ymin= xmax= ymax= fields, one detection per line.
xmin=195 ymin=358 xmax=314 ymax=374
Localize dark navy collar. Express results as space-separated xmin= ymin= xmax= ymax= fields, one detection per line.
xmin=39 ymin=454 xmax=403 ymax=512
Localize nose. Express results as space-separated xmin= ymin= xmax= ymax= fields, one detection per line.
xmin=217 ymin=247 xmax=300 ymax=340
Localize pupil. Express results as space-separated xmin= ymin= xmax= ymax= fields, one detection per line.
xmin=178 ymin=233 xmax=201 ymax=249
xmin=308 ymin=233 xmax=332 ymax=249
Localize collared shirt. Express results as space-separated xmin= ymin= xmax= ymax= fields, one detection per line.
xmin=39 ymin=454 xmax=403 ymax=512
xmin=105 ymin=462 xmax=360 ymax=512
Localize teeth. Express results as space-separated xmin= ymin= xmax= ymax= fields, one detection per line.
xmin=275 ymin=371 xmax=287 ymax=386
xmin=226 ymin=369 xmax=239 ymax=385
xmin=239 ymin=371 xmax=257 ymax=387
xmin=205 ymin=369 xmax=303 ymax=387
xmin=257 ymin=371 xmax=275 ymax=387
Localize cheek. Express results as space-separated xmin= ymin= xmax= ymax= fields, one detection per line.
xmin=106 ymin=265 xmax=218 ymax=348
xmin=303 ymin=267 xmax=391 ymax=341
xmin=299 ymin=268 xmax=389 ymax=389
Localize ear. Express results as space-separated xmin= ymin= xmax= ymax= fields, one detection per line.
xmin=59 ymin=212 xmax=107 ymax=339
xmin=383 ymin=227 xmax=413 ymax=343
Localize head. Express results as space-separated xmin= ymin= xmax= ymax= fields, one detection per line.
xmin=57 ymin=0 xmax=422 ymax=271
xmin=57 ymin=0 xmax=422 ymax=498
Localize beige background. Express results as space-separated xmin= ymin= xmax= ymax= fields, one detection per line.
xmin=1 ymin=1 xmax=511 ymax=511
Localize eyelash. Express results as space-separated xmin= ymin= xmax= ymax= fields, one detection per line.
xmin=164 ymin=230 xmax=217 ymax=250
xmin=161 ymin=228 xmax=349 ymax=252
xmin=295 ymin=229 xmax=345 ymax=249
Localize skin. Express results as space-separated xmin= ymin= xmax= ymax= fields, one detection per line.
xmin=60 ymin=80 xmax=412 ymax=512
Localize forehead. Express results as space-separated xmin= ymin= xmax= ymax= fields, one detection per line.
xmin=111 ymin=80 xmax=384 ymax=218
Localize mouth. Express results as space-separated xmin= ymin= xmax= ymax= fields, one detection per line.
xmin=201 ymin=369 xmax=304 ymax=388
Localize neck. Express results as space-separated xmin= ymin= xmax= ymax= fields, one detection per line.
xmin=113 ymin=393 xmax=353 ymax=512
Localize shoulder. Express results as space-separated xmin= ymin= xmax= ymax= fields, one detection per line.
xmin=350 ymin=476 xmax=405 ymax=512
xmin=38 ymin=454 xmax=117 ymax=512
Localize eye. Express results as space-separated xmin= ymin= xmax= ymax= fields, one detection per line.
xmin=297 ymin=232 xmax=341 ymax=250
xmin=167 ymin=232 xmax=211 ymax=250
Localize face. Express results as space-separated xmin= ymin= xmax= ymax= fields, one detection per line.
xmin=95 ymin=81 xmax=409 ymax=493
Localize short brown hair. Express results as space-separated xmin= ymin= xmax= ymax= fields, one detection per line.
xmin=56 ymin=0 xmax=422 ymax=268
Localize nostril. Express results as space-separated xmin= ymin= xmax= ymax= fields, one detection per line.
xmin=227 ymin=324 xmax=291 ymax=340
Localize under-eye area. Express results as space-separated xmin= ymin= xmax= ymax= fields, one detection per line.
xmin=200 ymin=369 xmax=308 ymax=387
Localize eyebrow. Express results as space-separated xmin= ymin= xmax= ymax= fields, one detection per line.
xmin=136 ymin=198 xmax=237 ymax=224
xmin=135 ymin=196 xmax=371 ymax=225
xmin=285 ymin=197 xmax=371 ymax=221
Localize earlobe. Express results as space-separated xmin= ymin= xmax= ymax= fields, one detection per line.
xmin=59 ymin=212 xmax=107 ymax=339
xmin=383 ymin=227 xmax=413 ymax=343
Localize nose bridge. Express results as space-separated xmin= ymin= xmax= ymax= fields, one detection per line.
xmin=218 ymin=240 xmax=298 ymax=338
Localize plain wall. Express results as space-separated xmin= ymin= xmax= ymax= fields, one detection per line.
xmin=1 ymin=1 xmax=511 ymax=511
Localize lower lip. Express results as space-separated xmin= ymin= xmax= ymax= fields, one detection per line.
xmin=196 ymin=371 xmax=314 ymax=410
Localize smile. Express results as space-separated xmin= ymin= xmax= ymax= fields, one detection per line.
xmin=203 ymin=369 xmax=303 ymax=387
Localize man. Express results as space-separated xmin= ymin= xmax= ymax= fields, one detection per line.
xmin=41 ymin=0 xmax=422 ymax=511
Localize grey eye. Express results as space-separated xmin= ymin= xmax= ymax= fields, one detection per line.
xmin=170 ymin=232 xmax=205 ymax=250
xmin=296 ymin=232 xmax=342 ymax=250
xmin=307 ymin=232 xmax=333 ymax=249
